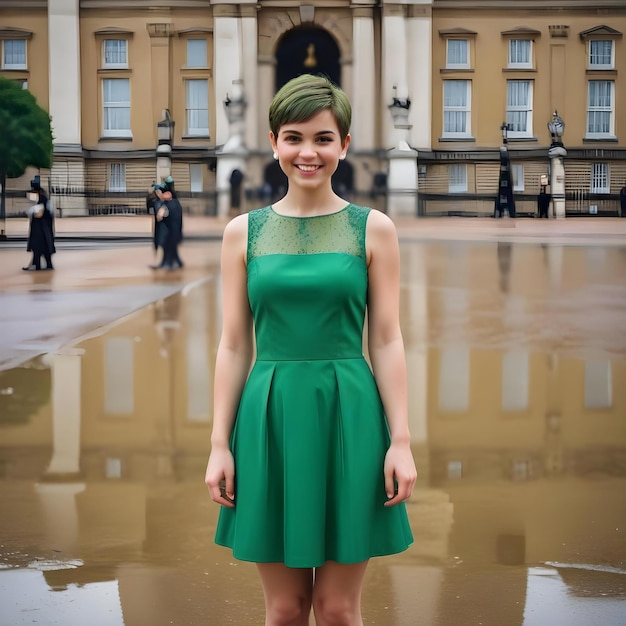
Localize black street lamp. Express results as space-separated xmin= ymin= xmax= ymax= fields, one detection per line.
xmin=495 ymin=122 xmax=515 ymax=218
xmin=501 ymin=121 xmax=510 ymax=144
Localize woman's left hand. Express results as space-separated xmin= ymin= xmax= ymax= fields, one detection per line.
xmin=383 ymin=442 xmax=417 ymax=507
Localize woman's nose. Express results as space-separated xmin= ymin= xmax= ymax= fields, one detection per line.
xmin=298 ymin=142 xmax=317 ymax=158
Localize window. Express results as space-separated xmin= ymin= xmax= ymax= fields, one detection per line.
xmin=448 ymin=164 xmax=467 ymax=193
xmin=109 ymin=163 xmax=126 ymax=192
xmin=103 ymin=78 xmax=131 ymax=137
xmin=511 ymin=164 xmax=524 ymax=192
xmin=446 ymin=39 xmax=469 ymax=69
xmin=190 ymin=164 xmax=203 ymax=192
xmin=187 ymin=39 xmax=207 ymax=68
xmin=1 ymin=39 xmax=26 ymax=69
xmin=589 ymin=40 xmax=613 ymax=69
xmin=508 ymin=39 xmax=532 ymax=69
xmin=185 ymin=79 xmax=209 ymax=136
xmin=591 ymin=163 xmax=609 ymax=194
xmin=584 ymin=360 xmax=612 ymax=408
xmin=103 ymin=40 xmax=127 ymax=68
xmin=442 ymin=80 xmax=471 ymax=137
xmin=506 ymin=80 xmax=533 ymax=136
xmin=587 ymin=80 xmax=614 ymax=138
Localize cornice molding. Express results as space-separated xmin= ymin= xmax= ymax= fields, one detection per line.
xmin=0 ymin=27 xmax=33 ymax=40
xmin=579 ymin=25 xmax=623 ymax=39
xmin=434 ymin=0 xmax=626 ymax=9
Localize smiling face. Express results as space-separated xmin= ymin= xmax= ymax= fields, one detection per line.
xmin=270 ymin=109 xmax=350 ymax=192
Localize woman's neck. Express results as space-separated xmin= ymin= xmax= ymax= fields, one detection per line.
xmin=274 ymin=189 xmax=346 ymax=217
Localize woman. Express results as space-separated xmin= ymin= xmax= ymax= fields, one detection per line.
xmin=205 ymin=74 xmax=416 ymax=625
xmin=23 ymin=180 xmax=55 ymax=271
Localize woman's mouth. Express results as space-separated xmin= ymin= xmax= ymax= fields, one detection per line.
xmin=295 ymin=165 xmax=322 ymax=172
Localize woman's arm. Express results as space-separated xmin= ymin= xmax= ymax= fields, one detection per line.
xmin=205 ymin=214 xmax=254 ymax=507
xmin=366 ymin=209 xmax=417 ymax=506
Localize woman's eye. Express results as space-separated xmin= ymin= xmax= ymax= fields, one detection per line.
xmin=284 ymin=135 xmax=300 ymax=142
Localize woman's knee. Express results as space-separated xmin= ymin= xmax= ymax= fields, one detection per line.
xmin=265 ymin=594 xmax=311 ymax=626
xmin=312 ymin=593 xmax=360 ymax=626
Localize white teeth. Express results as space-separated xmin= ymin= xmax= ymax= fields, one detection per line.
xmin=297 ymin=165 xmax=319 ymax=172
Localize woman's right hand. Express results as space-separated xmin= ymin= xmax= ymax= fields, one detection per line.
xmin=205 ymin=446 xmax=236 ymax=508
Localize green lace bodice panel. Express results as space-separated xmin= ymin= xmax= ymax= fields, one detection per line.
xmin=247 ymin=204 xmax=370 ymax=263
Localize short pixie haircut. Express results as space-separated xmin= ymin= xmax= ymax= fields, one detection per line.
xmin=269 ymin=74 xmax=352 ymax=142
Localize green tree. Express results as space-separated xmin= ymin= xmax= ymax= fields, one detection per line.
xmin=0 ymin=77 xmax=53 ymax=238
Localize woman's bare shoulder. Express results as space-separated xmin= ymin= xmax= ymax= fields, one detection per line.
xmin=366 ymin=208 xmax=398 ymax=241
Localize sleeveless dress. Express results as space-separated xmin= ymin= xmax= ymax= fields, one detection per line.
xmin=214 ymin=203 xmax=414 ymax=568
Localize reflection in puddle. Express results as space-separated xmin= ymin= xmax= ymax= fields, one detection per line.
xmin=0 ymin=241 xmax=625 ymax=625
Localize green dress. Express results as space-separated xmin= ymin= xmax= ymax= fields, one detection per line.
xmin=215 ymin=203 xmax=414 ymax=568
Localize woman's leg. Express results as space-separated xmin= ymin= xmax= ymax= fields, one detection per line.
xmin=312 ymin=561 xmax=369 ymax=626
xmin=256 ymin=563 xmax=313 ymax=626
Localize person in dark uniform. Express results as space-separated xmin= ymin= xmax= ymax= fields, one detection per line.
xmin=619 ymin=181 xmax=626 ymax=218
xmin=537 ymin=186 xmax=551 ymax=219
xmin=23 ymin=178 xmax=55 ymax=271
xmin=152 ymin=177 xmax=184 ymax=271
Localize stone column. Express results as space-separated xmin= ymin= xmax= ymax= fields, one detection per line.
xmin=549 ymin=147 xmax=567 ymax=219
xmin=351 ymin=4 xmax=376 ymax=152
xmin=241 ymin=4 xmax=259 ymax=152
xmin=387 ymin=96 xmax=418 ymax=217
xmin=214 ymin=6 xmax=244 ymax=147
xmin=48 ymin=0 xmax=85 ymax=215
xmin=406 ymin=2 xmax=433 ymax=150
xmin=382 ymin=3 xmax=409 ymax=148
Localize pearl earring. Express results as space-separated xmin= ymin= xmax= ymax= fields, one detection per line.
xmin=273 ymin=152 xmax=278 ymax=160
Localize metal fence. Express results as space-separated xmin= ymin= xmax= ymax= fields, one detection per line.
xmin=3 ymin=189 xmax=622 ymax=219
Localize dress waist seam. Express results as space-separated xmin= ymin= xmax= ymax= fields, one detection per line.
xmin=255 ymin=355 xmax=365 ymax=362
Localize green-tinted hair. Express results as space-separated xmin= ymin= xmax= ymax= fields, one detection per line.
xmin=269 ymin=74 xmax=352 ymax=142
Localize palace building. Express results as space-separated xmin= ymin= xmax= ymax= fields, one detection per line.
xmin=1 ymin=0 xmax=625 ymax=217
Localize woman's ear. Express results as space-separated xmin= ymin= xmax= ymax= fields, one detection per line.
xmin=340 ymin=133 xmax=351 ymax=159
xmin=269 ymin=131 xmax=278 ymax=153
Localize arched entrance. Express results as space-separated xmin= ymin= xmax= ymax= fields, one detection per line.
xmin=275 ymin=25 xmax=341 ymax=91
xmin=264 ymin=26 xmax=350 ymax=201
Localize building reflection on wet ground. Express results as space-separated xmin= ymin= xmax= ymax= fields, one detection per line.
xmin=0 ymin=239 xmax=625 ymax=625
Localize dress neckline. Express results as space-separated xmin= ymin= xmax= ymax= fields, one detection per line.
xmin=269 ymin=203 xmax=352 ymax=219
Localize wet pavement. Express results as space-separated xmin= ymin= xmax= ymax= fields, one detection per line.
xmin=0 ymin=216 xmax=625 ymax=625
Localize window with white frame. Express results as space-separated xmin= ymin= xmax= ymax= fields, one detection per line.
xmin=103 ymin=40 xmax=127 ymax=68
xmin=190 ymin=163 xmax=203 ymax=192
xmin=1 ymin=39 xmax=27 ymax=69
xmin=185 ymin=79 xmax=209 ymax=136
xmin=446 ymin=39 xmax=469 ymax=69
xmin=506 ymin=80 xmax=533 ymax=136
xmin=589 ymin=40 xmax=613 ymax=69
xmin=449 ymin=164 xmax=467 ymax=193
xmin=109 ymin=163 xmax=126 ymax=192
xmin=590 ymin=163 xmax=609 ymax=194
xmin=587 ymin=80 xmax=614 ymax=138
xmin=443 ymin=80 xmax=471 ymax=137
xmin=103 ymin=78 xmax=131 ymax=137
xmin=187 ymin=39 xmax=207 ymax=68
xmin=508 ymin=39 xmax=532 ymax=69
xmin=511 ymin=164 xmax=524 ymax=192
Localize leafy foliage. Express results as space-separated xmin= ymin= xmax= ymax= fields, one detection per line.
xmin=0 ymin=77 xmax=53 ymax=180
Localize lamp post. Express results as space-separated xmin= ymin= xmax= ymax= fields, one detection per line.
xmin=156 ymin=110 xmax=175 ymax=183
xmin=547 ymin=111 xmax=566 ymax=219
xmin=501 ymin=121 xmax=509 ymax=144
xmin=495 ymin=122 xmax=515 ymax=218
